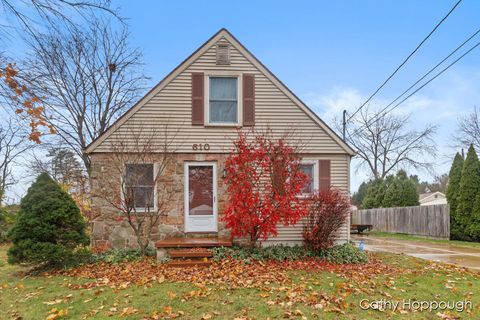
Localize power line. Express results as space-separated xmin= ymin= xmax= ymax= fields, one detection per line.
xmin=366 ymin=26 xmax=480 ymax=126
xmin=380 ymin=39 xmax=480 ymax=114
xmin=349 ymin=38 xmax=480 ymax=137
xmin=346 ymin=0 xmax=463 ymax=122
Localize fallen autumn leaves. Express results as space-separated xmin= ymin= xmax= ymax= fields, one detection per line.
xmin=4 ymin=252 xmax=479 ymax=319
xmin=50 ymin=256 xmax=403 ymax=291
xmin=44 ymin=256 xmax=413 ymax=318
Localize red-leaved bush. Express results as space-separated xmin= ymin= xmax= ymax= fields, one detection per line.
xmin=303 ymin=188 xmax=350 ymax=251
xmin=223 ymin=129 xmax=308 ymax=246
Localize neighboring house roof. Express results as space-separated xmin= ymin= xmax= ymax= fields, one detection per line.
xmin=419 ymin=191 xmax=447 ymax=204
xmin=85 ymin=28 xmax=355 ymax=155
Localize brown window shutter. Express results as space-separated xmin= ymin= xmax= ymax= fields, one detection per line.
xmin=243 ymin=74 xmax=255 ymax=126
xmin=272 ymin=156 xmax=286 ymax=196
xmin=319 ymin=160 xmax=331 ymax=192
xmin=191 ymin=72 xmax=204 ymax=125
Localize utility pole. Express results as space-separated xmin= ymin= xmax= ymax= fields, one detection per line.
xmin=342 ymin=109 xmax=347 ymax=141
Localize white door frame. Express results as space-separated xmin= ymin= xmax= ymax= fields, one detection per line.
xmin=184 ymin=162 xmax=218 ymax=233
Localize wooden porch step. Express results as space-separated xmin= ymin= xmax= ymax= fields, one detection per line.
xmin=155 ymin=237 xmax=232 ymax=249
xmin=169 ymin=249 xmax=213 ymax=258
xmin=166 ymin=259 xmax=212 ymax=268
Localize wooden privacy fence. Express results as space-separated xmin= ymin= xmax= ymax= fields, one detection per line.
xmin=351 ymin=204 xmax=450 ymax=239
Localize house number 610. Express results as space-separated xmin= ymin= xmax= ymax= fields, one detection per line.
xmin=192 ymin=143 xmax=210 ymax=151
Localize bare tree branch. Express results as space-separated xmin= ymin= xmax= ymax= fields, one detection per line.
xmin=23 ymin=19 xmax=149 ymax=173
xmin=454 ymin=106 xmax=480 ymax=152
xmin=0 ymin=1 xmax=123 ymax=144
xmin=0 ymin=118 xmax=35 ymax=203
xmin=341 ymin=106 xmax=437 ymax=179
xmin=0 ymin=0 xmax=121 ymax=44
xmin=92 ymin=122 xmax=179 ymax=254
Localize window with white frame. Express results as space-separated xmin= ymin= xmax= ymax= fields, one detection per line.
xmin=125 ymin=164 xmax=155 ymax=210
xmin=208 ymin=76 xmax=238 ymax=124
xmin=300 ymin=161 xmax=318 ymax=195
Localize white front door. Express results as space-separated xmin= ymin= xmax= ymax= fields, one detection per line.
xmin=184 ymin=162 xmax=218 ymax=233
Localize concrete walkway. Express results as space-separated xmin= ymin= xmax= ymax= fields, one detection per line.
xmin=351 ymin=235 xmax=480 ymax=271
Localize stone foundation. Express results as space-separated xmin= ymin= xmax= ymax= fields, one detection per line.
xmin=89 ymin=153 xmax=231 ymax=250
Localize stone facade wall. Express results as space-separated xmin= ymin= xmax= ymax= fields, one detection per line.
xmin=89 ymin=153 xmax=230 ymax=250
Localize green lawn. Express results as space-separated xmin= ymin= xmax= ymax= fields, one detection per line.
xmin=366 ymin=231 xmax=480 ymax=249
xmin=0 ymin=244 xmax=479 ymax=319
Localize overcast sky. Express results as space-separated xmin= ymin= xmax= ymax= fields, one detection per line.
xmin=4 ymin=0 xmax=480 ymax=201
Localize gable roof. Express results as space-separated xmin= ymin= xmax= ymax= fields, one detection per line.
xmin=419 ymin=191 xmax=446 ymax=202
xmin=85 ymin=28 xmax=355 ymax=155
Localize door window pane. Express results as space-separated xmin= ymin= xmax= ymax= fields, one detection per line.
xmin=209 ymin=77 xmax=238 ymax=123
xmin=188 ymin=166 xmax=213 ymax=216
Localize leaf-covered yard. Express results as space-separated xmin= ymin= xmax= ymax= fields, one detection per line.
xmin=0 ymin=244 xmax=479 ymax=320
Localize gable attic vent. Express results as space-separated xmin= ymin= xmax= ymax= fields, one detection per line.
xmin=216 ymin=43 xmax=230 ymax=65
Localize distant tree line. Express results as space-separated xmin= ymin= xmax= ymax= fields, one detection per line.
xmin=447 ymin=145 xmax=480 ymax=242
xmin=409 ymin=174 xmax=448 ymax=195
xmin=352 ymin=170 xmax=419 ymax=209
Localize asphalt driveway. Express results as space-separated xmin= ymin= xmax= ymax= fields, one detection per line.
xmin=352 ymin=235 xmax=480 ymax=271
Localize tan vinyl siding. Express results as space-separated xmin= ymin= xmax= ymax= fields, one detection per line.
xmin=93 ymin=38 xmax=346 ymax=154
xmin=262 ymin=154 xmax=351 ymax=246
xmin=89 ymin=33 xmax=351 ymax=245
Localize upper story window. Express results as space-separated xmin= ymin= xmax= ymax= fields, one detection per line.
xmin=300 ymin=161 xmax=318 ymax=196
xmin=125 ymin=164 xmax=155 ymax=210
xmin=208 ymin=77 xmax=238 ymax=124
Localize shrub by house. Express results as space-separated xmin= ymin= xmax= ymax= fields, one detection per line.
xmin=303 ymin=188 xmax=350 ymax=251
xmin=8 ymin=173 xmax=89 ymax=266
xmin=222 ymin=129 xmax=308 ymax=246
